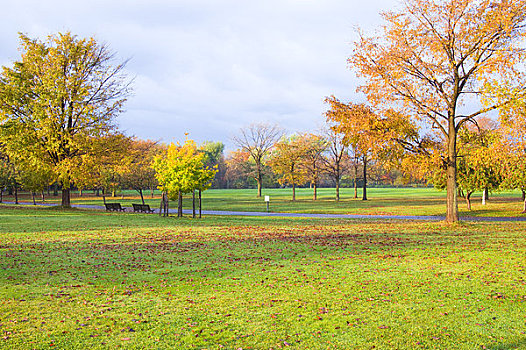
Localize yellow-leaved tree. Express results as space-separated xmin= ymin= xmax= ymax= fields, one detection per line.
xmin=0 ymin=32 xmax=131 ymax=207
xmin=152 ymin=139 xmax=216 ymax=217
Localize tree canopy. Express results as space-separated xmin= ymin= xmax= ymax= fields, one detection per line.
xmin=350 ymin=0 xmax=526 ymax=222
xmin=0 ymin=32 xmax=131 ymax=206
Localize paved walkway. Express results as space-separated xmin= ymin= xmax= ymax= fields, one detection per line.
xmin=2 ymin=201 xmax=526 ymax=222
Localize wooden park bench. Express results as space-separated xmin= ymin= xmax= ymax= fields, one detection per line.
xmin=105 ymin=203 xmax=126 ymax=212
xmin=132 ymin=203 xmax=155 ymax=213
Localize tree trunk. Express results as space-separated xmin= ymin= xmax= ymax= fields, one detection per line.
xmin=192 ymin=190 xmax=196 ymax=218
xmin=466 ymin=191 xmax=473 ymax=211
xmin=313 ymin=182 xmax=317 ymax=201
xmin=335 ymin=180 xmax=340 ymax=202
xmin=53 ymin=184 xmax=58 ymax=196
xmin=199 ymin=190 xmax=202 ymax=218
xmin=139 ymin=189 xmax=145 ymax=205
xmin=292 ymin=183 xmax=296 ymax=201
xmin=0 ymin=189 xmax=3 ymax=203
xmin=522 ymin=189 xmax=525 ymax=202
xmin=102 ymin=188 xmax=106 ymax=205
xmin=482 ymin=187 xmax=489 ymax=205
xmin=32 ymin=192 xmax=36 ymax=205
xmin=41 ymin=191 xmax=45 ymax=202
xmin=353 ymin=165 xmax=358 ymax=199
xmin=165 ymin=194 xmax=169 ymax=217
xmin=256 ymin=165 xmax=263 ymax=197
xmin=14 ymin=185 xmax=18 ymax=204
xmin=96 ymin=188 xmax=100 ymax=196
xmin=445 ymin=122 xmax=459 ymax=223
xmin=79 ymin=189 xmax=83 ymax=197
xmin=112 ymin=190 xmax=116 ymax=197
xmin=159 ymin=192 xmax=164 ymax=217
xmin=178 ymin=191 xmax=183 ymax=217
xmin=257 ymin=177 xmax=262 ymax=198
xmin=61 ymin=188 xmax=71 ymax=207
xmin=362 ymin=155 xmax=368 ymax=201
xmin=523 ymin=197 xmax=526 ymax=214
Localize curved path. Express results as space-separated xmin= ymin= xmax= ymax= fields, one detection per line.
xmin=3 ymin=201 xmax=526 ymax=222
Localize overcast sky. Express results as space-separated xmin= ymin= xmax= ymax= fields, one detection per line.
xmin=1 ymin=0 xmax=400 ymax=150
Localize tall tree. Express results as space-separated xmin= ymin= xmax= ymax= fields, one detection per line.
xmin=233 ymin=123 xmax=283 ymax=197
xmin=300 ymin=133 xmax=328 ymax=200
xmin=350 ymin=0 xmax=526 ymax=222
xmin=321 ymin=127 xmax=349 ymax=201
xmin=0 ymin=32 xmax=131 ymax=207
xmin=325 ymin=98 xmax=379 ymax=201
xmin=269 ymin=135 xmax=308 ymax=201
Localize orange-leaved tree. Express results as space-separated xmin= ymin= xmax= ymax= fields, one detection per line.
xmin=300 ymin=133 xmax=328 ymax=201
xmin=350 ymin=0 xmax=526 ymax=222
xmin=269 ymin=135 xmax=308 ymax=201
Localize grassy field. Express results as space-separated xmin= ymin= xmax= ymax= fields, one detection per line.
xmin=1 ymin=206 xmax=525 ymax=349
xmin=4 ymin=187 xmax=526 ymax=217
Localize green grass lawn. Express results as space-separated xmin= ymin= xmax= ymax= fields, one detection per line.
xmin=5 ymin=187 xmax=526 ymax=217
xmin=1 ymin=206 xmax=525 ymax=349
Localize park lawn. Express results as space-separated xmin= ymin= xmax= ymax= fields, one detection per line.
xmin=5 ymin=187 xmax=526 ymax=217
xmin=0 ymin=206 xmax=525 ymax=349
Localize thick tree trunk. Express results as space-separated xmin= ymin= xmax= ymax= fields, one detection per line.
xmin=257 ymin=178 xmax=262 ymax=198
xmin=292 ymin=184 xmax=296 ymax=201
xmin=102 ymin=188 xmax=106 ymax=205
xmin=521 ymin=189 xmax=525 ymax=202
xmin=482 ymin=187 xmax=489 ymax=205
xmin=0 ymin=189 xmax=3 ymax=203
xmin=41 ymin=191 xmax=45 ymax=202
xmin=446 ymin=123 xmax=459 ymax=223
xmin=61 ymin=188 xmax=71 ymax=207
xmin=313 ymin=182 xmax=317 ymax=201
xmin=79 ymin=189 xmax=83 ymax=197
xmin=523 ymin=197 xmax=526 ymax=214
xmin=362 ymin=156 xmax=368 ymax=201
xmin=14 ymin=185 xmax=18 ymax=204
xmin=32 ymin=192 xmax=36 ymax=205
xmin=335 ymin=180 xmax=340 ymax=202
xmin=256 ymin=166 xmax=263 ymax=198
xmin=53 ymin=184 xmax=58 ymax=196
